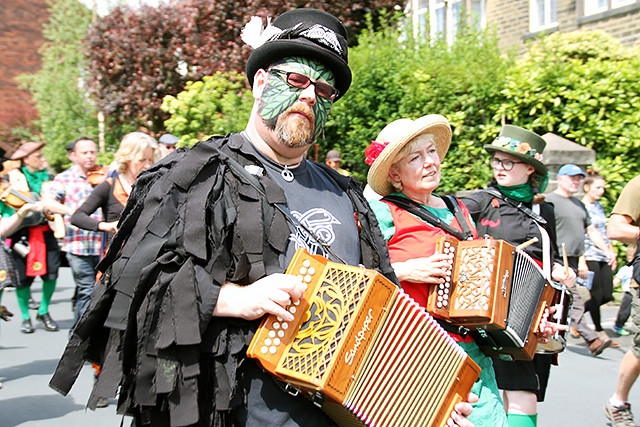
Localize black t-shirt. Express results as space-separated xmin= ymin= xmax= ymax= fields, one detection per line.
xmin=250 ymin=147 xmax=361 ymax=268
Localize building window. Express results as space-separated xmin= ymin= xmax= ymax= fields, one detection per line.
xmin=530 ymin=0 xmax=558 ymax=32
xmin=584 ymin=0 xmax=636 ymax=16
xmin=408 ymin=0 xmax=485 ymax=43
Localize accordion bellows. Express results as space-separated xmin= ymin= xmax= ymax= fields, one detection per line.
xmin=247 ymin=249 xmax=480 ymax=427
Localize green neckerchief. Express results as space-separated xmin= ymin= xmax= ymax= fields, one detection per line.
xmin=496 ymin=182 xmax=534 ymax=203
xmin=21 ymin=166 xmax=50 ymax=195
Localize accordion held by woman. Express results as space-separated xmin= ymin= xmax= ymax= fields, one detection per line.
xmin=431 ymin=236 xmax=556 ymax=360
xmin=247 ymin=248 xmax=480 ymax=427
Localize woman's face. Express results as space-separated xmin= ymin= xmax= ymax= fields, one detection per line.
xmin=491 ymin=152 xmax=535 ymax=187
xmin=389 ymin=137 xmax=441 ymax=199
xmin=127 ymin=147 xmax=154 ymax=178
xmin=585 ymin=178 xmax=606 ymax=201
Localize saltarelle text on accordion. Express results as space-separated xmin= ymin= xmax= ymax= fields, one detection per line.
xmin=247 ymin=248 xmax=481 ymax=427
xmin=431 ymin=236 xmax=564 ymax=361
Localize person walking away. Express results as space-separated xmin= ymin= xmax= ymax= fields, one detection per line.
xmin=545 ymin=164 xmax=616 ymax=356
xmin=581 ymin=169 xmax=618 ymax=344
xmin=49 ymin=9 xmax=475 ymax=427
xmin=603 ymin=173 xmax=640 ymax=427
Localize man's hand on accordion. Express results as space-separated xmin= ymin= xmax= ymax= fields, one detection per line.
xmin=391 ymin=253 xmax=454 ymax=284
xmin=212 ymin=274 xmax=307 ymax=321
xmin=446 ymin=393 xmax=478 ymax=427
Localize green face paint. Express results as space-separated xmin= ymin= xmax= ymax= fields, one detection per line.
xmin=258 ymin=57 xmax=335 ymax=141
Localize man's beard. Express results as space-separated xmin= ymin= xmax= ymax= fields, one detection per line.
xmin=267 ymin=104 xmax=316 ymax=149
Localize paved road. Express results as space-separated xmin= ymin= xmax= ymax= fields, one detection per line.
xmin=1 ymin=267 xmax=639 ymax=426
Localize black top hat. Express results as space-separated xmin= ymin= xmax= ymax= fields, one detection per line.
xmin=245 ymin=9 xmax=352 ymax=100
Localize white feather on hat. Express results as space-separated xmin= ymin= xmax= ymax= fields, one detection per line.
xmin=241 ymin=16 xmax=282 ymax=49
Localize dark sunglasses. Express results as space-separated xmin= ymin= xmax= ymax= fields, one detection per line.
xmin=268 ymin=68 xmax=339 ymax=101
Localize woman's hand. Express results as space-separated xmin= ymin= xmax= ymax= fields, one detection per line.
xmin=98 ymin=221 xmax=119 ymax=233
xmin=446 ymin=393 xmax=477 ymax=426
xmin=392 ymin=253 xmax=454 ymax=284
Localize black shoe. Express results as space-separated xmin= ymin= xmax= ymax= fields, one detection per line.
xmin=21 ymin=318 xmax=34 ymax=334
xmin=28 ymin=298 xmax=40 ymax=310
xmin=36 ymin=313 xmax=59 ymax=332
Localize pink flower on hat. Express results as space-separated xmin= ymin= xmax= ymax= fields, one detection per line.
xmin=364 ymin=141 xmax=389 ymax=166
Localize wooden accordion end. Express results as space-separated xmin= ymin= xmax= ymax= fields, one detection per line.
xmin=431 ymin=236 xmax=556 ymax=361
xmin=247 ymin=248 xmax=480 ymax=427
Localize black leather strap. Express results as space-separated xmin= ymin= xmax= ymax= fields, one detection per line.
xmin=382 ymin=194 xmax=470 ymax=241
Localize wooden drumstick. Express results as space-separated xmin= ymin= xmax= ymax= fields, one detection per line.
xmin=516 ymin=237 xmax=539 ymax=251
xmin=562 ymin=243 xmax=569 ymax=277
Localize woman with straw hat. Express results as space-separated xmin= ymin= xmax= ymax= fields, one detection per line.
xmin=365 ymin=114 xmax=507 ymax=427
xmin=462 ymin=124 xmax=576 ymax=427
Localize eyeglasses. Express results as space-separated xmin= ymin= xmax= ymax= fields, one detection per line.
xmin=490 ymin=157 xmax=524 ymax=171
xmin=268 ymin=68 xmax=340 ymax=101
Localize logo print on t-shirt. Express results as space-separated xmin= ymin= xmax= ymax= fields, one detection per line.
xmin=290 ymin=208 xmax=340 ymax=255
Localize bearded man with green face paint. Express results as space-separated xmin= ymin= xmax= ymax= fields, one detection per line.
xmin=50 ymin=8 xmax=475 ymax=427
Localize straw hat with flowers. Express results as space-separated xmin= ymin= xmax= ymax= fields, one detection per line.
xmin=365 ymin=114 xmax=452 ymax=196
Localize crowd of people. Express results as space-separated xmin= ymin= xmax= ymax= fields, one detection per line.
xmin=0 ymin=7 xmax=637 ymax=427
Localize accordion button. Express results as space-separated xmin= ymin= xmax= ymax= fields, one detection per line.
xmin=260 ymin=346 xmax=269 ymax=354
xmin=303 ymin=260 xmax=311 ymax=268
xmin=308 ymin=267 xmax=316 ymax=275
xmin=273 ymin=322 xmax=280 ymax=329
xmin=270 ymin=346 xmax=277 ymax=354
xmin=289 ymin=306 xmax=297 ymax=314
xmin=269 ymin=330 xmax=276 ymax=338
xmin=265 ymin=338 xmax=272 ymax=346
xmin=299 ymin=267 xmax=307 ymax=275
xmin=304 ymin=275 xmax=312 ymax=283
xmin=273 ymin=338 xmax=281 ymax=346
xmin=282 ymin=323 xmax=289 ymax=330
xmin=278 ymin=330 xmax=285 ymax=337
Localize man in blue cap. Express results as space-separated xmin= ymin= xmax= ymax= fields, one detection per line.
xmin=546 ymin=164 xmax=617 ymax=356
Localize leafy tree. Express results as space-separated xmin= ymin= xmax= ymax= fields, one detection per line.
xmin=326 ymin=15 xmax=512 ymax=187
xmin=18 ymin=0 xmax=98 ymax=172
xmin=84 ymin=0 xmax=403 ymax=134
xmin=161 ymin=71 xmax=253 ymax=146
xmin=498 ymin=30 xmax=640 ymax=206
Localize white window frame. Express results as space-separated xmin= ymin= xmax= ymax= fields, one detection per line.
xmin=530 ymin=0 xmax=558 ymax=32
xmin=584 ymin=0 xmax=636 ymax=16
xmin=407 ymin=0 xmax=485 ymax=43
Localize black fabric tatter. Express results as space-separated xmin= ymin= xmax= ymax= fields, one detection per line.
xmin=382 ymin=194 xmax=472 ymax=241
xmin=482 ymin=187 xmax=547 ymax=225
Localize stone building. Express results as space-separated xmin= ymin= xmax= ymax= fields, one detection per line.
xmin=406 ymin=0 xmax=640 ymax=52
xmin=0 ymin=0 xmax=49 ymax=146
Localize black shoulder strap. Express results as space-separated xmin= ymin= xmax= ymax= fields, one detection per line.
xmin=382 ymin=194 xmax=469 ymax=241
xmin=441 ymin=195 xmax=474 ymax=240
xmin=483 ymin=187 xmax=547 ymax=225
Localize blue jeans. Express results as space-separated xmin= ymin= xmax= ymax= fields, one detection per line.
xmin=66 ymin=253 xmax=100 ymax=332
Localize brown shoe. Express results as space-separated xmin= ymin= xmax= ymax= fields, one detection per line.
xmin=589 ymin=337 xmax=612 ymax=356
xmin=570 ymin=325 xmax=580 ymax=338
